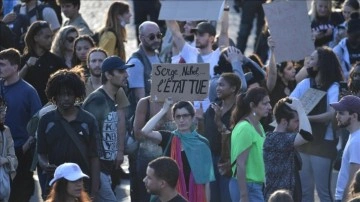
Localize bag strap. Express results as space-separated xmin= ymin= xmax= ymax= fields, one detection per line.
xmin=59 ymin=119 xmax=90 ymax=169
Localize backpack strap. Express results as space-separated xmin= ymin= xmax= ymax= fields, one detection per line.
xmin=59 ymin=119 xmax=90 ymax=169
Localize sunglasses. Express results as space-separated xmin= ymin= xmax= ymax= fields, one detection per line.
xmin=66 ymin=36 xmax=77 ymax=43
xmin=174 ymin=113 xmax=191 ymax=120
xmin=145 ymin=33 xmax=162 ymax=41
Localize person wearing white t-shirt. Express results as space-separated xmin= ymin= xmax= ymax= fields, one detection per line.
xmin=166 ymin=7 xmax=230 ymax=78
xmin=330 ymin=95 xmax=360 ymax=202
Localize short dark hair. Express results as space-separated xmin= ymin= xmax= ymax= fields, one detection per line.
xmin=273 ymin=97 xmax=297 ymax=124
xmin=46 ymin=69 xmax=86 ymax=103
xmin=0 ymin=48 xmax=21 ymax=70
xmin=172 ymin=101 xmax=195 ymax=119
xmin=56 ymin=0 xmax=80 ymax=9
xmin=87 ymin=48 xmax=108 ymax=66
xmin=148 ymin=157 xmax=179 ymax=188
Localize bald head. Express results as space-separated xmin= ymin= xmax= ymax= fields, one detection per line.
xmin=139 ymin=21 xmax=160 ymax=36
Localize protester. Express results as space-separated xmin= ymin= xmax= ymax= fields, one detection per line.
xmin=19 ymin=21 xmax=66 ymax=105
xmin=310 ymin=0 xmax=344 ymax=47
xmin=127 ymin=21 xmax=162 ymax=109
xmin=229 ymin=87 xmax=271 ymax=202
xmin=333 ymin=12 xmax=360 ymax=80
xmin=201 ymin=72 xmax=241 ymax=202
xmin=331 ymin=0 xmax=360 ymax=47
xmin=71 ymin=35 xmax=95 ymax=77
xmin=57 ymin=0 xmax=93 ymax=36
xmin=268 ymin=189 xmax=294 ymax=202
xmin=264 ymin=97 xmax=313 ymax=201
xmin=143 ymin=157 xmax=187 ymax=202
xmin=50 ymin=25 xmax=79 ymax=68
xmin=266 ymin=36 xmax=298 ymax=107
xmin=84 ymin=48 xmax=130 ymax=192
xmin=331 ymin=96 xmax=360 ymax=202
xmin=141 ymin=98 xmax=215 ymax=202
xmin=132 ymin=96 xmax=176 ymax=202
xmin=290 ymin=47 xmax=343 ymax=202
xmin=0 ymin=96 xmax=18 ymax=202
xmin=0 ymin=48 xmax=42 ymax=202
xmin=45 ymin=162 xmax=91 ymax=202
xmin=83 ymin=56 xmax=133 ymax=202
xmin=98 ymin=1 xmax=131 ymax=60
xmin=37 ymin=68 xmax=100 ymax=198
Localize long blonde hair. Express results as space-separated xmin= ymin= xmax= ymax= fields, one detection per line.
xmin=100 ymin=1 xmax=129 ymax=60
xmin=50 ymin=25 xmax=79 ymax=60
xmin=309 ymin=0 xmax=333 ymax=22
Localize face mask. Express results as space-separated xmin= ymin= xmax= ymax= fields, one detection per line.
xmin=307 ymin=67 xmax=318 ymax=78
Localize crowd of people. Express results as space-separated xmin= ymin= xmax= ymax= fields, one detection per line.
xmin=0 ymin=0 xmax=360 ymax=202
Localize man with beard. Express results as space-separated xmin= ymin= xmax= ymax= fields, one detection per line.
xmin=127 ymin=21 xmax=162 ymax=104
xmin=331 ymin=95 xmax=360 ymax=202
xmin=143 ymin=157 xmax=187 ymax=202
xmin=85 ymin=48 xmax=130 ymax=191
xmin=19 ymin=21 xmax=65 ymax=105
xmin=334 ymin=12 xmax=360 ymax=80
xmin=83 ymin=56 xmax=133 ymax=202
xmin=166 ymin=7 xmax=229 ymax=79
xmin=0 ymin=48 xmax=42 ymax=202
xmin=37 ymin=68 xmax=100 ymax=199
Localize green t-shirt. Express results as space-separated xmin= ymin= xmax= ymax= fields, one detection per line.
xmin=230 ymin=120 xmax=265 ymax=183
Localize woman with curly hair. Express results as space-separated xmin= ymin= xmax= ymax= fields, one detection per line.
xmin=290 ymin=46 xmax=343 ymax=201
xmin=51 ymin=25 xmax=79 ymax=68
xmin=98 ymin=1 xmax=132 ymax=60
xmin=45 ymin=162 xmax=91 ymax=202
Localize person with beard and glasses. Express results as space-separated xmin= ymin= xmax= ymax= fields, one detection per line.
xmin=37 ymin=68 xmax=100 ymax=199
xmin=0 ymin=48 xmax=41 ymax=202
xmin=127 ymin=21 xmax=162 ymax=106
xmin=143 ymin=157 xmax=187 ymax=202
xmin=330 ymin=95 xmax=360 ymax=202
xmin=83 ymin=56 xmax=133 ymax=202
xmin=290 ymin=47 xmax=344 ymax=202
xmin=334 ymin=12 xmax=360 ymax=80
xmin=263 ymin=97 xmax=313 ymax=202
xmin=84 ymin=48 xmax=130 ymax=192
xmin=19 ymin=21 xmax=66 ymax=105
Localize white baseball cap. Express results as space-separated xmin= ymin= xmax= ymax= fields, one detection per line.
xmin=49 ymin=162 xmax=89 ymax=186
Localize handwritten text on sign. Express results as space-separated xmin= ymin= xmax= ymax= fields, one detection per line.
xmin=150 ymin=63 xmax=210 ymax=102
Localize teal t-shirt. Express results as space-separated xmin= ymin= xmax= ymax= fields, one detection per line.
xmin=230 ymin=120 xmax=265 ymax=182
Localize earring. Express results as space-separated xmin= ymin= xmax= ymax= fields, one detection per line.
xmin=252 ymin=111 xmax=256 ymax=117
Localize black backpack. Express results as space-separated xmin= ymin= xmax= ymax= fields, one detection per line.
xmin=9 ymin=3 xmax=47 ymax=52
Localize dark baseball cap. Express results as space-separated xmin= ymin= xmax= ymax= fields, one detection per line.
xmin=191 ymin=22 xmax=216 ymax=36
xmin=330 ymin=95 xmax=360 ymax=114
xmin=101 ymin=56 xmax=134 ymax=73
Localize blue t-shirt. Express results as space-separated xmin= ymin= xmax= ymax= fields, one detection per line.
xmin=3 ymin=79 xmax=42 ymax=148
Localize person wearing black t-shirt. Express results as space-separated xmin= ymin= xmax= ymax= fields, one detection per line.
xmin=144 ymin=157 xmax=187 ymax=202
xmin=19 ymin=21 xmax=65 ymax=105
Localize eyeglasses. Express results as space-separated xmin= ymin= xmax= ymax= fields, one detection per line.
xmin=66 ymin=36 xmax=77 ymax=43
xmin=144 ymin=33 xmax=162 ymax=41
xmin=174 ymin=113 xmax=191 ymax=120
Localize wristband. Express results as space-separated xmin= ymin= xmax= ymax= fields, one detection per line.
xmin=299 ymin=129 xmax=313 ymax=141
xmin=224 ymin=7 xmax=230 ymax=11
